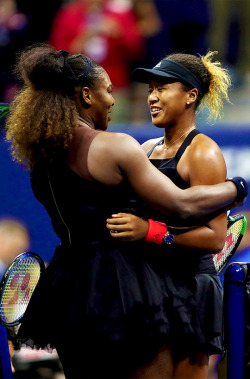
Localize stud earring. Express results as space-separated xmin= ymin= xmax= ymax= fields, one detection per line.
xmin=187 ymin=101 xmax=190 ymax=105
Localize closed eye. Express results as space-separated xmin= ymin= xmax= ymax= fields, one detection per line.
xmin=107 ymin=84 xmax=113 ymax=94
xmin=148 ymin=87 xmax=165 ymax=94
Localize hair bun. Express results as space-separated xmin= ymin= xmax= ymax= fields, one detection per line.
xmin=16 ymin=44 xmax=67 ymax=92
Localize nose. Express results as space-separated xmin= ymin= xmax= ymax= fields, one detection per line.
xmin=148 ymin=89 xmax=158 ymax=103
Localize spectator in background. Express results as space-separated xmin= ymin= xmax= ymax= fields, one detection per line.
xmin=0 ymin=218 xmax=30 ymax=280
xmin=0 ymin=0 xmax=29 ymax=102
xmin=49 ymin=0 xmax=144 ymax=123
xmin=129 ymin=0 xmax=211 ymax=124
xmin=130 ymin=0 xmax=163 ymax=124
xmin=152 ymin=0 xmax=210 ymax=58
xmin=15 ymin=0 xmax=63 ymax=45
xmin=209 ymin=0 xmax=250 ymax=87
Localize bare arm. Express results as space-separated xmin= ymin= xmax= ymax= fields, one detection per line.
xmin=173 ymin=135 xmax=228 ymax=252
xmin=106 ymin=211 xmax=227 ymax=253
xmin=107 ymin=135 xmax=228 ymax=253
xmin=88 ymin=132 xmax=242 ymax=219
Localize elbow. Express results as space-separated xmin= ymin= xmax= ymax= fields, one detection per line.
xmin=175 ymin=191 xmax=200 ymax=219
xmin=175 ymin=202 xmax=194 ymax=220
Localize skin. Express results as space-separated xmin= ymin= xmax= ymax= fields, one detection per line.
xmin=74 ymin=71 xmax=239 ymax=221
xmin=106 ymin=78 xmax=229 ymax=377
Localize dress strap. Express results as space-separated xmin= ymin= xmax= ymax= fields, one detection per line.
xmin=147 ymin=138 xmax=164 ymax=158
xmin=174 ymin=129 xmax=201 ymax=163
xmin=147 ymin=129 xmax=200 ymax=159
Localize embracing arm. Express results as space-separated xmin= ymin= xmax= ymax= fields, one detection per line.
xmin=106 ymin=134 xmax=230 ymax=252
xmin=106 ymin=211 xmax=227 ymax=253
xmin=88 ymin=132 xmax=245 ymax=219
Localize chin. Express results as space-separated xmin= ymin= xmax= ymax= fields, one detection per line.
xmin=152 ymin=120 xmax=165 ymax=128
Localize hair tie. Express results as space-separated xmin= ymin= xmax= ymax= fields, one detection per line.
xmin=58 ymin=49 xmax=70 ymax=67
xmin=58 ymin=50 xmax=92 ymax=82
xmin=78 ymin=56 xmax=92 ymax=79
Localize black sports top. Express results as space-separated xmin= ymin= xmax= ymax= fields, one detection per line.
xmin=148 ymin=129 xmax=200 ymax=189
xmin=140 ymin=129 xmax=217 ymax=275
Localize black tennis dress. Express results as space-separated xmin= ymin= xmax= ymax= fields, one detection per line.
xmin=16 ymin=127 xmax=223 ymax=378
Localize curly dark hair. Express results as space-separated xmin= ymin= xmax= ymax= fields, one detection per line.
xmin=5 ymin=43 xmax=104 ymax=168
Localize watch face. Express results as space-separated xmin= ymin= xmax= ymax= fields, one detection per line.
xmin=164 ymin=232 xmax=174 ymax=244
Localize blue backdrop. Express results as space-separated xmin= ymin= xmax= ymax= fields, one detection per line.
xmin=1 ymin=124 xmax=250 ymax=263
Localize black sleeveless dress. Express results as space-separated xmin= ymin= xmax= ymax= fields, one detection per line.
xmin=138 ymin=128 xmax=223 ymax=353
xmin=16 ymin=128 xmax=223 ymax=377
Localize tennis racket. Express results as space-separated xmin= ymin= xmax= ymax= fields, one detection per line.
xmin=0 ymin=103 xmax=9 ymax=120
xmin=213 ymin=214 xmax=247 ymax=273
xmin=0 ymin=252 xmax=45 ymax=327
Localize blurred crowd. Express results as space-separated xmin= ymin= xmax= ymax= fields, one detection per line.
xmin=0 ymin=217 xmax=30 ymax=280
xmin=0 ymin=1 xmax=250 ymax=377
xmin=1 ymin=0 xmax=250 ymax=124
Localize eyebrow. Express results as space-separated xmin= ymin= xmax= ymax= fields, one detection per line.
xmin=107 ymin=84 xmax=113 ymax=90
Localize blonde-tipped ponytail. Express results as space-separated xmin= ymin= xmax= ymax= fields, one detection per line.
xmin=200 ymin=51 xmax=232 ymax=120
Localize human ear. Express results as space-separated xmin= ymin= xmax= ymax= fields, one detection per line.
xmin=187 ymin=88 xmax=198 ymax=104
xmin=81 ymin=87 xmax=91 ymax=106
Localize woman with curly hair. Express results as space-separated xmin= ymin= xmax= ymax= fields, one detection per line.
xmin=5 ymin=44 xmax=246 ymax=378
xmin=106 ymin=51 xmax=237 ymax=377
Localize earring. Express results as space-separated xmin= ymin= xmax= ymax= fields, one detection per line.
xmin=187 ymin=101 xmax=190 ymax=105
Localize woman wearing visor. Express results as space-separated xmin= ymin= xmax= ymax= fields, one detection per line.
xmin=107 ymin=51 xmax=235 ymax=377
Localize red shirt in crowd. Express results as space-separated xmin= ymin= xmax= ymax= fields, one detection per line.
xmin=49 ymin=1 xmax=144 ymax=89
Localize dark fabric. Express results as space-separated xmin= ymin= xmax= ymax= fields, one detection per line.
xmin=132 ymin=59 xmax=204 ymax=92
xmin=142 ymin=129 xmax=216 ymax=274
xmin=67 ymin=125 xmax=102 ymax=182
xmin=17 ymin=127 xmax=223 ymax=377
xmin=140 ymin=128 xmax=223 ymax=351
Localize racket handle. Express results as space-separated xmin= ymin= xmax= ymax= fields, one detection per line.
xmin=228 ymin=177 xmax=248 ymax=202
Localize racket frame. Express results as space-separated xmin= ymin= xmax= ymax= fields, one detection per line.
xmin=0 ymin=252 xmax=45 ymax=327
xmin=214 ymin=214 xmax=247 ymax=274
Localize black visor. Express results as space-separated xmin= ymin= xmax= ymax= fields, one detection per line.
xmin=132 ymin=59 xmax=204 ymax=93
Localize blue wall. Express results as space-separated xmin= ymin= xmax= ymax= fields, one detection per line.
xmin=1 ymin=124 xmax=250 ymax=263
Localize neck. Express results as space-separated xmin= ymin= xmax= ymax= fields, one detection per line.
xmin=165 ymin=121 xmax=196 ymax=136
xmin=163 ymin=124 xmax=196 ymax=151
xmin=78 ymin=115 xmax=95 ymax=129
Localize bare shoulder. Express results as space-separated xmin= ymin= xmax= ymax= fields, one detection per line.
xmin=90 ymin=130 xmax=143 ymax=159
xmin=188 ymin=132 xmax=225 ymax=163
xmin=186 ymin=132 xmax=227 ymax=183
xmin=141 ymin=137 xmax=163 ymax=153
xmin=87 ymin=131 xmax=146 ymax=185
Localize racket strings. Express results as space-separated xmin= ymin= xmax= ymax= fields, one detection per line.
xmin=213 ymin=218 xmax=245 ymax=272
xmin=0 ymin=256 xmax=41 ymax=326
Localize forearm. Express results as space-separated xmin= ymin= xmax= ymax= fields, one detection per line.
xmin=106 ymin=212 xmax=227 ymax=252
xmin=170 ymin=218 xmax=227 ymax=253
xmin=102 ymin=133 xmax=246 ymax=219
xmin=180 ymin=181 xmax=238 ymax=218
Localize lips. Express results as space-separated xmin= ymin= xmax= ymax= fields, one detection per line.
xmin=150 ymin=107 xmax=162 ymax=116
xmin=108 ymin=109 xmax=112 ymax=121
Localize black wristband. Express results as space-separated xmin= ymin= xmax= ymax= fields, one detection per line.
xmin=229 ymin=177 xmax=248 ymax=201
